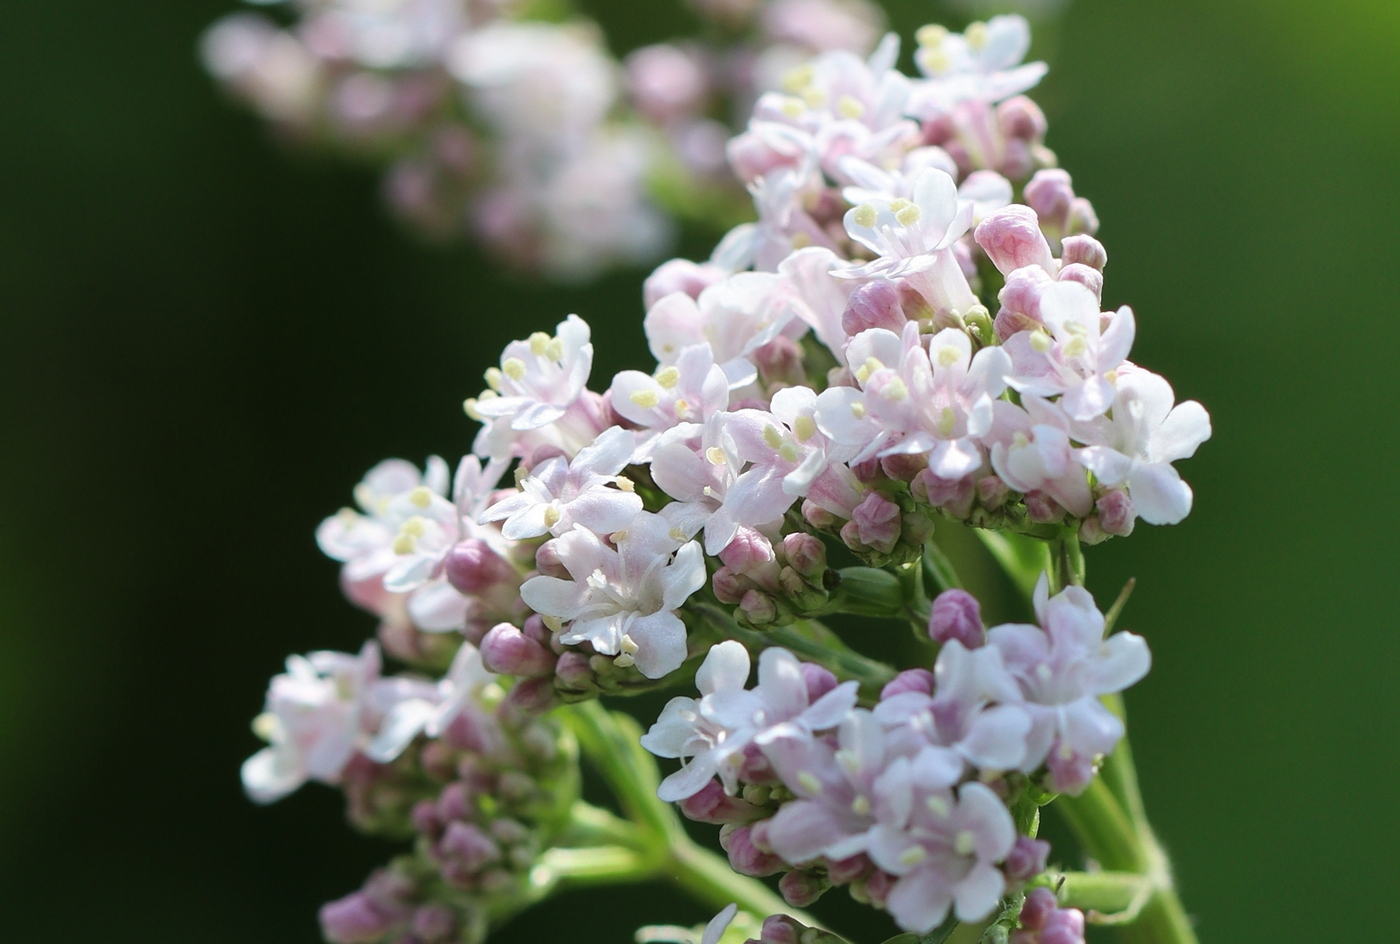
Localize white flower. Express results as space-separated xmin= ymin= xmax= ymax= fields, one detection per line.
xmin=366 ymin=641 xmax=498 ymax=763
xmin=1003 ymin=280 xmax=1135 ymax=422
xmin=1072 ymin=368 xmax=1211 ymax=525
xmin=480 ymin=426 xmax=642 ymax=539
xmin=641 ymin=642 xmax=859 ymax=801
xmin=644 ymin=272 xmax=799 ymax=388
xmin=519 ymin=513 xmax=706 ymax=679
xmin=836 ymin=167 xmax=974 ymax=283
xmin=987 ymin=396 xmax=1093 ymax=517
xmin=907 ymin=15 xmax=1048 ymax=113
xmin=241 ymin=642 xmax=385 ymax=804
xmin=609 ymin=343 xmax=730 ymax=461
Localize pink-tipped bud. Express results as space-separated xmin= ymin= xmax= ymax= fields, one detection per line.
xmin=727 ymin=128 xmax=802 ymax=182
xmin=1020 ymin=887 xmax=1058 ymax=932
xmin=1024 ymin=169 xmax=1075 ymax=231
xmin=444 ymin=539 xmax=518 ymax=595
xmin=1047 ymin=745 xmax=1095 ymax=795
xmin=1067 ymin=198 xmax=1099 ymax=237
xmin=852 ymin=491 xmax=901 ymax=554
xmin=841 ymin=280 xmax=906 ymax=336
xmin=435 ymin=781 xmax=471 ymax=823
xmin=759 ymin=915 xmax=802 ymax=944
xmin=320 ymin=892 xmax=399 ymax=944
xmin=754 ymin=335 xmax=804 ymax=386
xmin=644 ymin=258 xmax=726 ymax=308
xmin=881 ymin=668 xmax=934 ymax=699
xmin=977 ymin=475 xmax=1011 ymax=510
xmin=502 ymin=676 xmax=558 ymax=715
xmin=712 ymin=566 xmax=751 ymax=605
xmin=412 ymin=799 xmax=441 ymax=837
xmin=779 ymin=868 xmax=829 ymax=907
xmin=553 ymin=651 xmax=596 ymax=692
xmin=533 ymin=540 xmax=570 ymax=580
xmin=722 ymin=823 xmax=786 ymax=877
xmin=975 ymin=205 xmax=1055 ymax=276
xmin=863 ymin=868 xmax=896 ymax=906
xmin=914 ymin=469 xmax=976 ymax=519
xmin=625 ymin=43 xmax=708 ymax=124
xmin=929 ymin=589 xmax=984 ymax=648
xmin=800 ymin=662 xmax=838 ymax=702
xmin=1041 ymin=908 xmax=1087 ymax=944
xmin=412 ymin=905 xmax=455 ymax=942
xmin=1057 ymin=263 xmax=1103 ymax=301
xmin=1096 ymin=488 xmax=1136 ymax=537
xmin=880 ymin=452 xmax=927 ymax=483
xmin=480 ymin=623 xmax=557 ymax=677
xmin=679 ymin=779 xmax=765 ymax=824
xmin=438 ymin=821 xmax=501 ymax=872
xmin=1061 ymin=234 xmax=1107 ymax=271
xmin=740 ymin=588 xmax=777 ymax=625
xmin=1004 ymin=836 xmax=1051 ymax=883
xmin=902 ymin=511 xmax=934 ymax=547
xmin=782 ymin=532 xmax=826 ymax=578
xmin=801 ymin=499 xmax=838 ymax=529
xmin=826 ymin=853 xmax=872 ymax=885
xmin=720 ymin=527 xmax=776 ymax=571
xmin=1025 ymin=490 xmax=1066 ymax=524
xmin=998 ymin=95 xmax=1047 ymax=142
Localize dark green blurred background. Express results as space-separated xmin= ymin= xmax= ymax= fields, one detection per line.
xmin=1 ymin=0 xmax=1396 ymax=940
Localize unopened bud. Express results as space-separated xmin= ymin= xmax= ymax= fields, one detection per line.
xmin=739 ymin=588 xmax=777 ymax=625
xmin=712 ymin=566 xmax=752 ymax=605
xmin=553 ymin=651 xmax=597 ymax=693
xmin=851 ymin=491 xmax=901 ymax=554
xmin=1060 ymin=234 xmax=1107 ymax=271
xmin=1096 ymin=488 xmax=1136 ymax=537
xmin=1057 ymin=263 xmax=1103 ymax=301
xmin=825 ymin=853 xmax=872 ymax=885
xmin=1041 ymin=907 xmax=1087 ymax=944
xmin=439 ymin=821 xmax=501 ymax=872
xmin=1025 ymin=490 xmax=1065 ymax=524
xmin=800 ymin=662 xmax=838 ymax=702
xmin=801 ymin=499 xmax=838 ymax=529
xmin=863 ymin=868 xmax=896 ymax=906
xmin=841 ymin=280 xmax=906 ymax=336
xmin=443 ymin=539 xmax=515 ymax=595
xmin=1020 ymin=887 xmax=1058 ymax=932
xmin=881 ymin=668 xmax=934 ymax=699
xmin=679 ymin=779 xmax=765 ymax=824
xmin=977 ymin=475 xmax=1010 ymax=510
xmin=1003 ymin=836 xmax=1051 ymax=883
xmin=320 ymin=892 xmax=399 ymax=944
xmin=1066 ymin=198 xmax=1099 ymax=237
xmin=481 ymin=623 xmax=557 ymax=677
xmin=720 ymin=528 xmax=776 ymax=571
xmin=914 ymin=469 xmax=976 ymax=518
xmin=880 ymin=451 xmax=926 ymax=482
xmin=997 ymin=95 xmax=1047 ymax=142
xmin=755 ymin=335 xmax=805 ymax=386
xmin=534 ymin=540 xmax=570 ymax=580
xmin=502 ymin=676 xmax=559 ymax=715
xmin=779 ymin=868 xmax=830 ymax=907
xmin=975 ymin=205 xmax=1055 ymax=276
xmin=644 ymin=258 xmax=725 ymax=307
xmin=928 ymin=589 xmax=985 ymax=648
xmin=782 ymin=532 xmax=826 ymax=578
xmin=722 ymin=823 xmax=785 ymax=877
xmin=758 ymin=915 xmax=802 ymax=944
xmin=1024 ymin=169 xmax=1075 ymax=233
xmin=902 ymin=511 xmax=934 ymax=547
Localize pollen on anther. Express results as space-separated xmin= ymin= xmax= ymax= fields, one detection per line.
xmin=852 ymin=203 xmax=879 ymax=228
xmin=502 ymin=357 xmax=527 ymax=381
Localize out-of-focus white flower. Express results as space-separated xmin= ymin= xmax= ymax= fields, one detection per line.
xmin=366 ymin=641 xmax=498 ymax=762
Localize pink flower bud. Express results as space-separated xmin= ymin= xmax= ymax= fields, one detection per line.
xmin=644 ymin=258 xmax=727 ymax=308
xmin=740 ymin=588 xmax=777 ymax=625
xmin=880 ymin=452 xmax=926 ymax=483
xmin=1020 ymin=887 xmax=1058 ymax=932
xmin=914 ymin=469 xmax=976 ymax=518
xmin=841 ymin=280 xmax=906 ymax=336
xmin=1047 ymin=745 xmax=1095 ymax=795
xmin=1067 ymin=198 xmax=1099 ymax=237
xmin=533 ymin=540 xmax=570 ymax=580
xmin=412 ymin=905 xmax=455 ymax=942
xmin=759 ymin=915 xmax=802 ymax=944
xmin=439 ymin=821 xmax=501 ymax=872
xmin=1078 ymin=514 xmax=1108 ymax=546
xmin=1057 ymin=263 xmax=1103 ymax=301
xmin=502 ymin=676 xmax=558 ymax=715
xmin=320 ymin=892 xmax=398 ymax=944
xmin=727 ymin=129 xmax=801 ymax=182
xmin=977 ymin=475 xmax=1011 ymax=510
xmin=1004 ymin=836 xmax=1051 ymax=883
xmin=553 ymin=651 xmax=597 ymax=692
xmin=679 ymin=779 xmax=765 ymax=824
xmin=481 ymin=623 xmax=557 ymax=677
xmin=755 ymin=335 xmax=805 ymax=385
xmin=782 ymin=532 xmax=827 ymax=578
xmin=779 ymin=868 xmax=829 ymax=907
xmin=852 ymin=491 xmax=901 ymax=554
xmin=863 ymin=868 xmax=896 ymax=906
xmin=929 ymin=589 xmax=985 ymax=648
xmin=722 ymin=823 xmax=786 ymax=877
xmin=712 ymin=565 xmax=751 ymax=605
xmin=801 ymin=499 xmax=839 ymax=529
xmin=1000 ymin=138 xmax=1035 ymax=181
xmin=1025 ymin=490 xmax=1066 ymax=524
xmin=800 ymin=662 xmax=838 ymax=702
xmin=1096 ymin=488 xmax=1136 ymax=537
xmin=1024 ymin=169 xmax=1075 ymax=230
xmin=826 ymin=853 xmax=872 ymax=884
xmin=445 ymin=539 xmax=517 ymax=595
xmin=625 ymin=44 xmax=708 ymax=124
xmin=435 ymin=781 xmax=471 ymax=823
xmin=1041 ymin=908 xmax=1087 ymax=944
xmin=720 ymin=528 xmax=776 ymax=571
xmin=412 ymin=800 xmax=441 ymax=837
xmin=881 ymin=668 xmax=934 ymax=699
xmin=975 ymin=206 xmax=1055 ymax=276
xmin=1060 ymin=234 xmax=1107 ymax=271
xmin=998 ymin=95 xmax=1048 ymax=142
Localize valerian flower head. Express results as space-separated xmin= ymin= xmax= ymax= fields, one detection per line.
xmin=520 ymin=512 xmax=706 ymax=679
xmin=987 ymin=576 xmax=1151 ymax=793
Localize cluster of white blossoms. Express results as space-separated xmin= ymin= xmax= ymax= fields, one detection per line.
xmin=201 ymin=0 xmax=887 ymax=278
xmin=242 ymin=15 xmax=1204 ymax=944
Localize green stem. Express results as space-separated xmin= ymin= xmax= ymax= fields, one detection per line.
xmin=1053 ymin=870 xmax=1151 ymax=916
xmin=922 ymin=538 xmax=963 ymax=592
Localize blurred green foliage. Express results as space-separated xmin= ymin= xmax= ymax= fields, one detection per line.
xmin=0 ymin=0 xmax=1396 ymax=941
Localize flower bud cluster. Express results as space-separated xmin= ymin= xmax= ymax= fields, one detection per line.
xmin=641 ymin=575 xmax=1148 ymax=933
xmin=200 ymin=0 xmax=887 ymax=277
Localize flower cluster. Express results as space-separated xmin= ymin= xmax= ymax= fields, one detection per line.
xmin=201 ymin=0 xmax=887 ymax=278
xmin=643 ymin=575 xmax=1146 ymax=933
xmin=243 ymin=14 xmax=1204 ymax=944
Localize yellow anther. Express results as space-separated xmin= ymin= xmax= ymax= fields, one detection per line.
xmin=528 ymin=332 xmax=550 ymax=356
xmin=619 ymin=633 xmax=640 ymax=655
xmin=401 ymin=517 xmax=426 ymax=537
xmin=542 ymin=505 xmax=562 ymax=529
xmin=545 ymin=337 xmax=564 ymax=361
xmin=899 ymin=845 xmax=928 ymax=867
xmin=954 ymin=830 xmax=977 ymax=856
xmin=613 ymin=652 xmax=635 ymax=669
xmin=703 ymin=486 xmax=716 ymax=498
xmin=782 ymin=64 xmax=814 ymax=93
xmin=655 ymin=365 xmax=680 ymax=389
xmin=916 ymin=24 xmax=948 ymax=48
xmin=884 ymin=377 xmax=909 ymax=401
xmin=854 ymin=365 xmax=871 ymax=385
xmin=669 ymin=527 xmax=688 ymax=543
xmin=502 ymin=357 xmax=527 ymax=381
xmin=926 ymin=795 xmax=950 ymax=817
xmin=790 ymin=231 xmax=812 ymax=249
xmin=1029 ymin=330 xmax=1054 ymax=353
xmin=890 ymin=198 xmax=913 ymax=213
xmin=835 ymin=749 xmax=860 ymax=774
xmin=781 ymin=97 xmax=806 ymax=118
xmin=797 ymin=771 xmax=823 ymax=794
xmin=864 ymin=356 xmax=885 ymax=377
xmin=936 ymin=344 xmax=961 ymax=367
xmin=937 ymin=406 xmax=957 ymax=437
xmin=252 ymin=712 xmax=280 ymax=742
xmin=409 ymin=486 xmax=433 ymax=508
xmin=1012 ymin=432 xmax=1030 ymax=450
xmin=630 ymin=389 xmax=660 ymax=409
xmin=895 ymin=204 xmax=922 ymax=226
xmin=793 ymin=415 xmax=817 ymax=442
xmin=778 ymin=441 xmax=801 ymax=463
xmin=763 ymin=425 xmax=785 ymax=450
xmin=837 ymin=94 xmax=865 ymax=119
xmin=1063 ymin=335 xmax=1088 ymax=358
xmin=919 ymin=48 xmax=950 ymax=74
xmin=484 ymin=366 xmax=503 ymax=391
xmin=851 ymin=401 xmax=867 ymax=420
xmin=542 ymin=615 xmax=563 ymax=632
xmin=1036 ymin=663 xmax=1054 ymax=682
xmin=615 ymin=476 xmax=636 ymax=493
xmin=802 ymin=87 xmax=828 ymax=108
xmin=965 ymin=21 xmax=989 ymax=51
xmin=851 ymin=795 xmax=872 ymax=816
xmin=392 ymin=533 xmax=417 ymax=555
xmin=612 ymin=530 xmax=628 ymax=543
xmin=852 ymin=203 xmax=879 ymax=228
xmin=1105 ymin=369 xmax=1120 ymax=384
xmin=706 ymin=446 xmax=727 ymax=466
xmin=463 ymin=398 xmax=482 ymax=420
